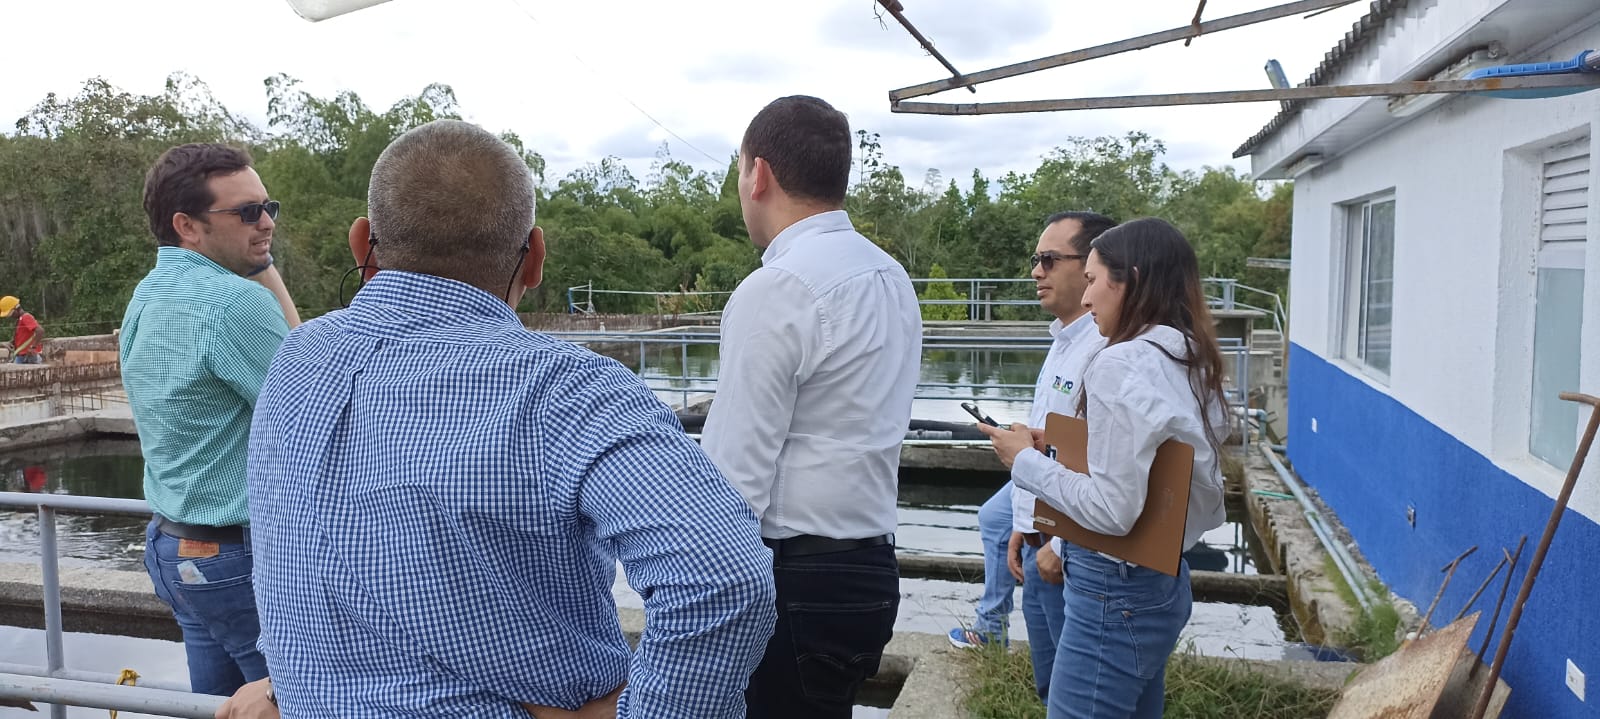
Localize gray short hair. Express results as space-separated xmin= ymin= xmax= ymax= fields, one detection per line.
xmin=368 ymin=120 xmax=535 ymax=286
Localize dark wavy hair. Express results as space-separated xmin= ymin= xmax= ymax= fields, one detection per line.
xmin=1078 ymin=217 xmax=1228 ymax=451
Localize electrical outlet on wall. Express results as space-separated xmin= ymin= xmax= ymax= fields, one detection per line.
xmin=1568 ymin=659 xmax=1585 ymax=701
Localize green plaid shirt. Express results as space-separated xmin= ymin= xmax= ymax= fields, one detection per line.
xmin=120 ymin=247 xmax=288 ymax=526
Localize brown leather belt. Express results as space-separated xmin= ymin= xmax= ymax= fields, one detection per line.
xmin=155 ymin=515 xmax=246 ymax=544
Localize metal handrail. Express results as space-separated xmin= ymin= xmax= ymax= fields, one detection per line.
xmin=0 ymin=673 xmax=220 ymax=719
xmin=0 ymin=492 xmax=162 ymax=718
xmin=566 ymin=276 xmax=1284 ymax=327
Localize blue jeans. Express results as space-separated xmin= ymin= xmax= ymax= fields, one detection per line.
xmin=1048 ymin=547 xmax=1191 ymax=719
xmin=971 ymin=482 xmax=1016 ymax=636
xmin=143 ymin=519 xmax=268 ymax=696
xmin=12 ymin=354 xmax=41 ymax=365
xmin=1021 ymin=542 xmax=1066 ymax=700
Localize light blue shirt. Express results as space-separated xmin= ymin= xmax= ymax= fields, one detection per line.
xmin=120 ymin=247 xmax=288 ymax=526
xmin=248 ymin=270 xmax=775 ymax=718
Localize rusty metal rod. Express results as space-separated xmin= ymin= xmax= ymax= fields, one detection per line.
xmin=1472 ymin=536 xmax=1527 ymax=679
xmin=892 ymin=74 xmax=1600 ymax=114
xmin=1471 ymin=393 xmax=1600 ymax=719
xmin=1185 ymin=0 xmax=1209 ymax=46
xmin=889 ymin=0 xmax=1355 ymax=100
xmin=874 ymin=0 xmax=977 ymax=93
xmin=1454 ymin=553 xmax=1508 ymax=624
xmin=1416 ymin=546 xmax=1476 ymax=638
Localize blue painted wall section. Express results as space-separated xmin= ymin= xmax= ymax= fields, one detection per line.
xmin=1286 ymin=344 xmax=1600 ymax=718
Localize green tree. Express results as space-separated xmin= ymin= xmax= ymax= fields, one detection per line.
xmin=917 ymin=264 xmax=967 ymax=321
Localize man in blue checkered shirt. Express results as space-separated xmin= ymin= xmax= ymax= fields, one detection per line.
xmin=224 ymin=120 xmax=776 ymax=718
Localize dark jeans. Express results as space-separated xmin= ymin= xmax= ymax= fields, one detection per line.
xmin=143 ymin=519 xmax=268 ymax=696
xmin=746 ymin=542 xmax=899 ymax=719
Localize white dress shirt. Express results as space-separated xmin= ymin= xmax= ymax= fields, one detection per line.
xmin=702 ymin=211 xmax=923 ymax=540
xmin=1013 ymin=324 xmax=1228 ymax=554
xmin=1011 ymin=313 xmax=1105 ymax=533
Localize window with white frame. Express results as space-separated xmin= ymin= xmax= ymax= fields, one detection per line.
xmin=1530 ymin=138 xmax=1588 ymax=468
xmin=1342 ymin=196 xmax=1396 ymax=380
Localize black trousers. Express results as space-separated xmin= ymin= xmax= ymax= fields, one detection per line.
xmin=745 ymin=541 xmax=900 ymax=719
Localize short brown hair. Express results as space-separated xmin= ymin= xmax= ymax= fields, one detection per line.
xmin=143 ymin=144 xmax=254 ymax=247
xmin=740 ymin=96 xmax=851 ymax=205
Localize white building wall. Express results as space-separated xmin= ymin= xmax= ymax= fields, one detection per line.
xmin=1287 ymin=23 xmax=1600 ymax=520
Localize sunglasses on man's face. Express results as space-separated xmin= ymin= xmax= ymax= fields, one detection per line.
xmin=1029 ymin=251 xmax=1086 ymax=273
xmin=205 ymin=200 xmax=281 ymax=225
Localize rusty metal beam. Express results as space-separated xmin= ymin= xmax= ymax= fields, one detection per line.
xmin=890 ymin=0 xmax=1356 ymax=101
xmin=892 ymin=74 xmax=1600 ymax=114
xmin=1185 ymin=0 xmax=1209 ymax=47
xmin=874 ymin=0 xmax=977 ymax=94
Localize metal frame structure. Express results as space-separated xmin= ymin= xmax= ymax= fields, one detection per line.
xmin=883 ymin=0 xmax=1600 ymax=115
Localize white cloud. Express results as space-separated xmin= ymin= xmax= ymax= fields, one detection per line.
xmin=1 ymin=0 xmax=1372 ymax=190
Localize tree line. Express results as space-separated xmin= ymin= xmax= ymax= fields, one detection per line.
xmin=0 ymin=74 xmax=1290 ymax=334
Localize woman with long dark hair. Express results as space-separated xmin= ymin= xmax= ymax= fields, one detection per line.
xmin=980 ymin=217 xmax=1229 ymax=718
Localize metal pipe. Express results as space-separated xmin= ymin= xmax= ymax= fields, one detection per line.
xmin=0 ymin=673 xmax=222 ymax=719
xmin=1258 ymin=443 xmax=1375 ymax=612
xmin=1472 ymin=393 xmax=1600 ymax=719
xmin=1262 ymin=444 xmax=1371 ymax=602
xmin=890 ymin=0 xmax=1355 ymax=100
xmin=873 ymin=0 xmax=977 ymax=93
xmin=36 ymin=507 xmax=65 ymax=719
xmin=0 ymin=665 xmax=190 ymax=694
xmin=0 ymin=492 xmax=152 ymax=517
xmin=893 ymin=74 xmax=1600 ymax=115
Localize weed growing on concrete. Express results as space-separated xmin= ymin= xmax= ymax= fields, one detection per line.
xmin=1321 ymin=555 xmax=1403 ymax=661
xmin=957 ymin=644 xmax=1342 ymax=718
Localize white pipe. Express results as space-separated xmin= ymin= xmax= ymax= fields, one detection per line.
xmin=1258 ymin=443 xmax=1376 ymax=612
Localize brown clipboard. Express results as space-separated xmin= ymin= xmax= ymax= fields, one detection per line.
xmin=1031 ymin=412 xmax=1194 ymax=576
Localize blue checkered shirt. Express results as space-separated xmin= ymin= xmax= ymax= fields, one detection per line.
xmin=247 ymin=271 xmax=776 ymax=718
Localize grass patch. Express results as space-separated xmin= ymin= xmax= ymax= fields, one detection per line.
xmin=1163 ymin=651 xmax=1341 ymax=718
xmin=959 ymin=641 xmax=1045 ymax=719
xmin=1336 ymin=595 xmax=1402 ymax=662
xmin=957 ymin=645 xmax=1341 ymax=719
xmin=1321 ymin=556 xmax=1402 ymax=661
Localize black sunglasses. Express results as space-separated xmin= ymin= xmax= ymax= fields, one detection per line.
xmin=205 ymin=200 xmax=281 ymax=224
xmin=1029 ymin=251 xmax=1086 ymax=272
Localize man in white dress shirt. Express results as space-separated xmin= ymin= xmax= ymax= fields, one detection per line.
xmin=701 ymin=95 xmax=922 ymax=719
xmin=955 ymin=212 xmax=1117 ymax=701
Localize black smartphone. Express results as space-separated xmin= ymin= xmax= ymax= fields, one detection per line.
xmin=961 ymin=401 xmax=1000 ymax=427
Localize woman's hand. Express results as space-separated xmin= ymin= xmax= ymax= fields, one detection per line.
xmin=978 ymin=421 xmax=1037 ymax=469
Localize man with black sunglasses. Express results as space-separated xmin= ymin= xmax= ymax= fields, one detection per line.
xmin=950 ymin=211 xmax=1116 ymax=703
xmin=119 ymin=143 xmax=300 ymax=699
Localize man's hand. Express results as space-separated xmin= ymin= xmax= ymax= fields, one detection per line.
xmin=215 ymin=678 xmax=277 ymax=719
xmin=1006 ymin=531 xmax=1024 ymax=582
xmin=1036 ymin=541 xmax=1064 ymax=585
xmin=524 ymin=684 xmax=624 ymax=719
xmin=977 ymin=422 xmax=1038 ymax=469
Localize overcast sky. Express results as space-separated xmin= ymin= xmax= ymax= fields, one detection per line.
xmin=3 ymin=0 xmax=1369 ymax=188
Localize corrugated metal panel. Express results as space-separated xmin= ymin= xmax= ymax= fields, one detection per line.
xmin=1234 ymin=0 xmax=1413 ymax=158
